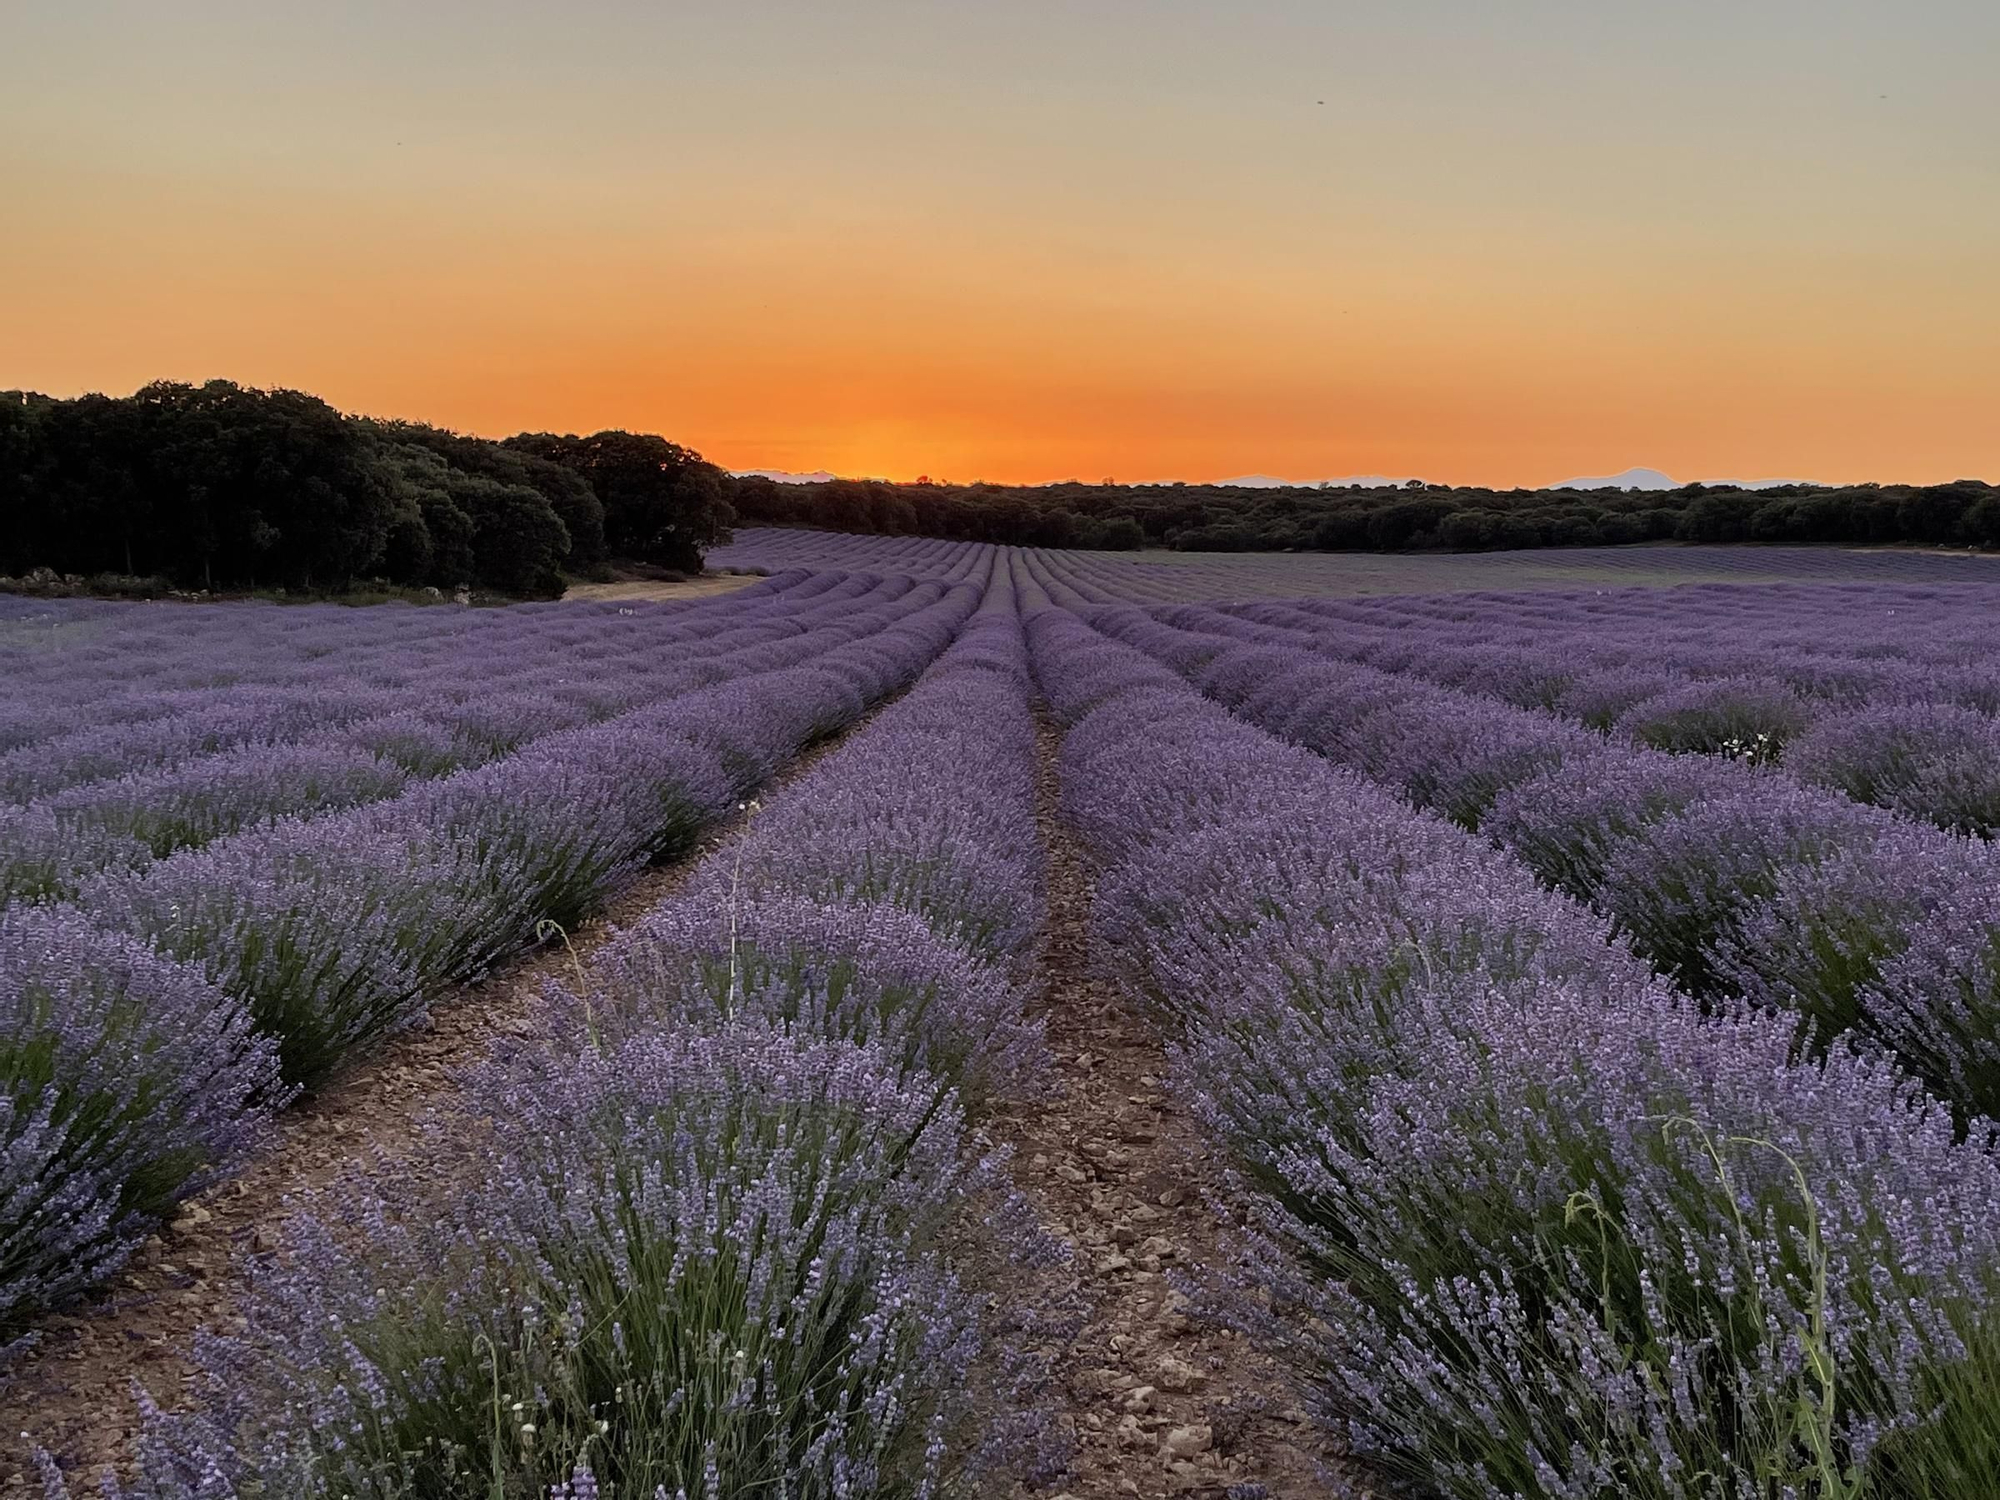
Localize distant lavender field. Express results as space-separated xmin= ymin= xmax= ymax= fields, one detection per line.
xmin=712 ymin=523 xmax=2000 ymax=598
xmin=13 ymin=539 xmax=2000 ymax=1498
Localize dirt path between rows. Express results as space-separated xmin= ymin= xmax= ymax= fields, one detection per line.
xmin=998 ymin=713 xmax=1336 ymax=1499
xmin=563 ymin=574 xmax=761 ymax=604
xmin=1 ymin=717 xmax=879 ymax=1494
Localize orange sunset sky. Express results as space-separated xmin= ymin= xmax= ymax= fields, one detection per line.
xmin=5 ymin=1 xmax=1997 ymax=487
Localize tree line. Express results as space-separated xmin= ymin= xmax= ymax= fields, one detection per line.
xmin=0 ymin=382 xmax=732 ymax=598
xmin=732 ymin=473 xmax=2000 ymax=553
xmin=6 ymin=382 xmax=1994 ymax=598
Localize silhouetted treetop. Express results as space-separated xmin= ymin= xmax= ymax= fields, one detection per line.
xmin=725 ymin=472 xmax=2000 ymax=554
xmin=0 ymin=384 xmax=732 ymax=597
xmin=504 ymin=430 xmax=731 ymax=575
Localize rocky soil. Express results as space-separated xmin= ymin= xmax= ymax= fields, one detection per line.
xmin=997 ymin=713 xmax=1338 ymax=1499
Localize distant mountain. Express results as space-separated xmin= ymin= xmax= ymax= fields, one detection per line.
xmin=1553 ymin=466 xmax=1682 ymax=491
xmin=1554 ymin=466 xmax=1808 ymax=492
xmin=733 ymin=468 xmax=837 ymax=484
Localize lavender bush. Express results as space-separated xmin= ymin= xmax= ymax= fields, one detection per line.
xmin=0 ymin=688 xmax=380 ymax=801
xmin=562 ymin=603 xmax=1049 ymax=1109
xmin=1720 ymin=830 xmax=2000 ymax=1095
xmin=44 ymin=743 xmax=410 ymax=859
xmin=1593 ymin=782 xmax=1896 ymax=995
xmin=68 ymin=1024 xmax=1056 ymax=1499
xmin=1859 ymin=881 xmax=2000 ymax=1126
xmin=84 ymin=817 xmax=542 ymax=1090
xmin=1616 ymin=675 xmax=1815 ymax=762
xmin=1208 ymin=970 xmax=2000 ymax=1500
xmin=1790 ymin=701 xmax=2000 ymax=836
xmin=334 ymin=707 xmax=485 ymax=776
xmin=1555 ymin=661 xmax=1686 ymax=729
xmin=1336 ymin=694 xmax=1601 ymax=828
xmin=2 ymin=906 xmax=279 ymax=1348
xmin=567 ymin=893 xmax=1045 ymax=1110
xmin=700 ymin=622 xmax=1045 ymax=975
xmin=1032 ymin=605 xmax=2000 ymax=1499
xmin=1483 ymin=748 xmax=1749 ymax=900
xmin=0 ymin=804 xmax=151 ymax=905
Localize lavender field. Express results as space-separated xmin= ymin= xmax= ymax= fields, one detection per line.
xmin=9 ymin=536 xmax=2000 ymax=1499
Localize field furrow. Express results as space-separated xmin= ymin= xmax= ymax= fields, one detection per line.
xmin=11 ymin=537 xmax=2000 ymax=1499
xmin=995 ymin=704 xmax=1334 ymax=1497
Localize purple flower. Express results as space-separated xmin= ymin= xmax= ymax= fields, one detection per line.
xmin=1029 ymin=601 xmax=2000 ymax=1497
xmin=1 ymin=905 xmax=279 ymax=1344
xmin=1791 ymin=700 xmax=2000 ymax=836
xmin=73 ymin=1023 xmax=1054 ymax=1499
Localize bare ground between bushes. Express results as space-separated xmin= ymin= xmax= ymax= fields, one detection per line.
xmin=563 ymin=574 xmax=761 ymax=603
xmin=0 ymin=712 xmax=884 ymax=1493
xmin=996 ymin=712 xmax=1339 ymax=1500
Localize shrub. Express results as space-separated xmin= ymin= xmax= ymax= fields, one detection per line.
xmin=84 ymin=820 xmax=501 ymax=1091
xmin=1482 ymin=749 xmax=1742 ymax=902
xmin=562 ymin=893 xmax=1045 ymax=1110
xmin=1790 ymin=701 xmax=2000 ymax=835
xmin=1861 ymin=880 xmax=2000 ymax=1125
xmin=1617 ymin=675 xmax=1816 ymax=763
xmin=1201 ymin=967 xmax=2000 ymax=1500
xmin=1595 ymin=784 xmax=1892 ymax=995
xmin=1720 ymin=829 xmax=1999 ymax=1084
xmin=1 ymin=906 xmax=279 ymax=1346
xmin=72 ymin=1025 xmax=1057 ymax=1498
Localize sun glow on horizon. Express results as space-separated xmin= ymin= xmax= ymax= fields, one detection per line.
xmin=4 ymin=1 xmax=1996 ymax=488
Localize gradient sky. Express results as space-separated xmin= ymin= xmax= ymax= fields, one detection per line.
xmin=5 ymin=1 xmax=1997 ymax=485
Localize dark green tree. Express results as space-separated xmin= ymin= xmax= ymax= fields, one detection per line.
xmin=505 ymin=430 xmax=730 ymax=572
xmin=379 ymin=422 xmax=607 ymax=576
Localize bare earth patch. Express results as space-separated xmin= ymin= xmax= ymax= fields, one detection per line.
xmin=563 ymin=574 xmax=760 ymax=603
xmin=999 ymin=713 xmax=1338 ymax=1498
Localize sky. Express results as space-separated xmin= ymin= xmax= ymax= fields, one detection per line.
xmin=4 ymin=0 xmax=1997 ymax=486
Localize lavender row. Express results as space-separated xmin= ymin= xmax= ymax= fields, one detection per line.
xmin=0 ymin=585 xmax=773 ymax=782
xmin=0 ymin=592 xmax=701 ymax=743
xmin=1088 ymin=603 xmax=2000 ymax=1125
xmin=706 ymin=526 xmax=999 ymax=583
xmin=0 ymin=570 xmax=860 ymax=798
xmin=1207 ymin=590 xmax=2000 ymax=725
xmin=1029 ymin=603 xmax=2000 ymax=1498
xmin=1016 ymin=537 xmax=2000 ymax=605
xmin=0 ymin=569 xmax=898 ymax=761
xmin=93 ymin=577 xmax=981 ymax=1088
xmin=47 ymin=1023 xmax=1035 ymax=1499
xmin=704 ymin=526 xmax=2000 ymax=608
xmin=1275 ymin=577 xmax=2000 ymax=666
xmin=1 ymin=576 xmax=934 ymax=903
xmin=2 ymin=580 xmax=980 ymax=1354
xmin=1207 ymin=588 xmax=2000 ymax=832
xmin=571 ymin=584 xmax=1051 ymax=1098
xmin=56 ymin=592 xmax=1065 ymax=1497
xmin=0 ymin=577 xmax=802 ymax=709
